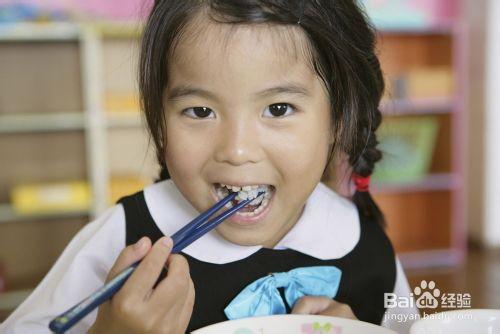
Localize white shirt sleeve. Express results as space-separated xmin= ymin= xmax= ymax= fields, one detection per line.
xmin=381 ymin=257 xmax=421 ymax=334
xmin=0 ymin=205 xmax=126 ymax=334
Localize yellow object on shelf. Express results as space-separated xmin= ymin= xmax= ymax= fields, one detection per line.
xmin=91 ymin=21 xmax=143 ymax=39
xmin=104 ymin=92 xmax=140 ymax=112
xmin=11 ymin=181 xmax=91 ymax=214
xmin=384 ymin=67 xmax=453 ymax=101
xmin=406 ymin=67 xmax=453 ymax=99
xmin=109 ymin=176 xmax=147 ymax=205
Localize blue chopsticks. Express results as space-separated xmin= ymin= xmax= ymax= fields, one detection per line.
xmin=49 ymin=191 xmax=263 ymax=333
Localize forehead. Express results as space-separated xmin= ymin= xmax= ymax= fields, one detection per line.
xmin=167 ymin=13 xmax=318 ymax=93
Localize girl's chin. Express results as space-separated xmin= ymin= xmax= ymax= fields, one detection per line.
xmin=214 ymin=227 xmax=269 ymax=247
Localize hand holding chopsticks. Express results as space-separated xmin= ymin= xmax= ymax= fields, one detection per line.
xmin=87 ymin=236 xmax=193 ymax=334
xmin=49 ymin=191 xmax=263 ymax=333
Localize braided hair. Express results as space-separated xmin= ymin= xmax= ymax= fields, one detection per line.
xmin=139 ymin=0 xmax=386 ymax=226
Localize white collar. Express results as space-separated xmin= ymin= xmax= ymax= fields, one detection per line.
xmin=144 ymin=180 xmax=360 ymax=264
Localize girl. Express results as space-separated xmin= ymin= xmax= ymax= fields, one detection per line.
xmin=1 ymin=0 xmax=420 ymax=333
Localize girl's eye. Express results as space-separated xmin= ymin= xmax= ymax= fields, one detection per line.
xmin=182 ymin=106 xmax=215 ymax=119
xmin=263 ymin=103 xmax=296 ymax=118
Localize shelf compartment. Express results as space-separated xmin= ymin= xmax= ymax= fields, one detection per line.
xmin=373 ymin=172 xmax=460 ymax=194
xmin=398 ymin=248 xmax=463 ymax=269
xmin=0 ymin=113 xmax=85 ymax=133
xmin=0 ymin=132 xmax=87 ymax=203
xmin=107 ymin=128 xmax=158 ymax=182
xmin=377 ymin=113 xmax=453 ymax=176
xmin=375 ymin=190 xmax=453 ymax=253
xmin=0 ymin=41 xmax=83 ymax=114
xmin=106 ymin=111 xmax=142 ymax=128
xmin=0 ymin=217 xmax=86 ymax=310
xmin=378 ymin=33 xmax=452 ymax=74
xmin=0 ymin=289 xmax=32 ymax=311
xmin=0 ymin=23 xmax=80 ymax=42
xmin=378 ymin=23 xmax=455 ymax=36
xmin=95 ymin=21 xmax=143 ymax=39
xmin=381 ymin=96 xmax=454 ymax=115
xmin=0 ymin=204 xmax=89 ymax=224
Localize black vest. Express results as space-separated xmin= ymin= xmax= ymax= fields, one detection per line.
xmin=118 ymin=191 xmax=396 ymax=332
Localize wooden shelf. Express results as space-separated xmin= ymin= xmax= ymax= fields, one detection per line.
xmin=0 ymin=22 xmax=143 ymax=42
xmin=380 ymin=97 xmax=454 ymax=115
xmin=0 ymin=112 xmax=84 ymax=133
xmin=373 ymin=173 xmax=460 ymax=194
xmin=0 ymin=204 xmax=89 ymax=224
xmin=398 ymin=248 xmax=463 ymax=269
xmin=0 ymin=113 xmax=85 ymax=134
xmin=0 ymin=21 xmax=147 ymax=318
xmin=378 ymin=23 xmax=455 ymax=35
xmin=93 ymin=21 xmax=143 ymax=39
xmin=106 ymin=111 xmax=142 ymax=128
xmin=0 ymin=289 xmax=32 ymax=311
xmin=0 ymin=22 xmax=80 ymax=42
xmin=373 ymin=13 xmax=467 ymax=268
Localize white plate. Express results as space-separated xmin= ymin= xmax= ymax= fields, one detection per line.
xmin=192 ymin=315 xmax=397 ymax=334
xmin=410 ymin=309 xmax=500 ymax=334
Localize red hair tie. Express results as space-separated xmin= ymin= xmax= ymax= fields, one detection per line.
xmin=352 ymin=174 xmax=370 ymax=192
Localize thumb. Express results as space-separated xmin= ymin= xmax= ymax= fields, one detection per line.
xmin=291 ymin=296 xmax=332 ymax=315
xmin=106 ymin=236 xmax=152 ymax=282
xmin=319 ymin=301 xmax=358 ymax=320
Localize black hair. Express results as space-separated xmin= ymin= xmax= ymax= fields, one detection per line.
xmin=139 ymin=0 xmax=386 ymax=226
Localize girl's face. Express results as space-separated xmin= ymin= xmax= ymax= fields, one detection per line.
xmin=164 ymin=17 xmax=332 ymax=247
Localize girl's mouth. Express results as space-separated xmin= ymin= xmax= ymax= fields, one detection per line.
xmin=213 ymin=183 xmax=275 ymax=223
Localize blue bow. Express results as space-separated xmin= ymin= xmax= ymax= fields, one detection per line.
xmin=224 ymin=266 xmax=342 ymax=320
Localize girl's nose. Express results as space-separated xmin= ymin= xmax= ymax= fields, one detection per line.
xmin=213 ymin=120 xmax=264 ymax=166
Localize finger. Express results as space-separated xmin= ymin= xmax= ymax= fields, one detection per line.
xmin=150 ymin=254 xmax=191 ymax=306
xmin=121 ymin=236 xmax=173 ymax=297
xmin=320 ymin=302 xmax=357 ymax=319
xmin=106 ymin=236 xmax=151 ymax=283
xmin=159 ymin=277 xmax=195 ymax=333
xmin=291 ymin=296 xmax=333 ymax=315
xmin=178 ymin=278 xmax=195 ymax=329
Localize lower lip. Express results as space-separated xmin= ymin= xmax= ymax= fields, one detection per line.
xmin=212 ymin=188 xmax=274 ymax=226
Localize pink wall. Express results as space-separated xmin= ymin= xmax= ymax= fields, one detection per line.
xmin=0 ymin=0 xmax=153 ymax=20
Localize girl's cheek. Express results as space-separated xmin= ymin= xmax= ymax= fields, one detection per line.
xmin=272 ymin=123 xmax=328 ymax=156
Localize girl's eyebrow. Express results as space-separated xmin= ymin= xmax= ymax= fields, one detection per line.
xmin=255 ymin=84 xmax=311 ymax=98
xmin=166 ymin=85 xmax=218 ymax=102
xmin=166 ymin=83 xmax=311 ymax=102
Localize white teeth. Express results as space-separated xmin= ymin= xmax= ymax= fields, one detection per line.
xmin=216 ymin=182 xmax=274 ymax=217
xmin=250 ymin=196 xmax=261 ymax=205
xmin=236 ymin=192 xmax=248 ymax=200
xmin=256 ymin=198 xmax=269 ymax=213
xmin=238 ymin=197 xmax=270 ymax=217
xmin=217 ymin=183 xmax=273 ymax=211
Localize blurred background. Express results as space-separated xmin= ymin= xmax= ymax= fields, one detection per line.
xmin=0 ymin=0 xmax=498 ymax=321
